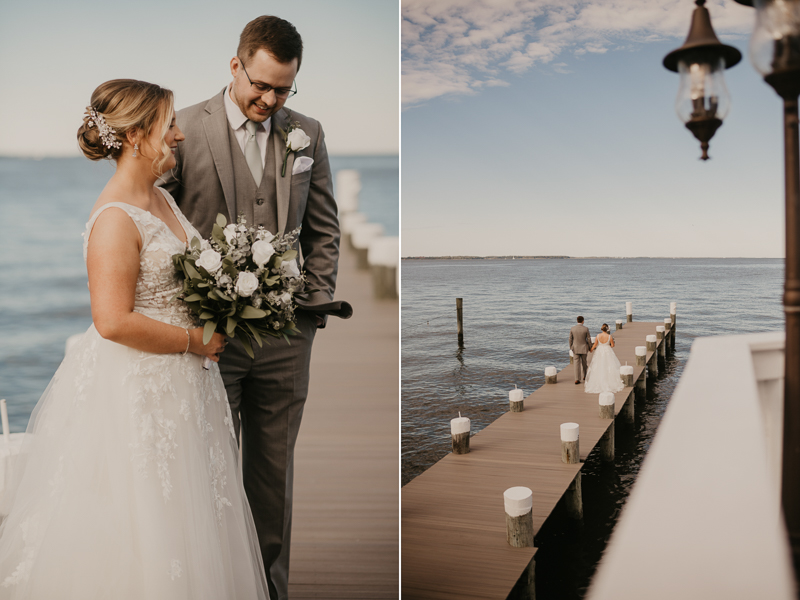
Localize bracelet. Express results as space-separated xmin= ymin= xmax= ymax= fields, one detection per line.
xmin=182 ymin=328 xmax=191 ymax=355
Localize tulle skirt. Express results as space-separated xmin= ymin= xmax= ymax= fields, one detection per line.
xmin=0 ymin=325 xmax=269 ymax=600
xmin=584 ymin=343 xmax=624 ymax=394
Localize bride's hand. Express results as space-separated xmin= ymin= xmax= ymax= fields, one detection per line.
xmin=188 ymin=328 xmax=227 ymax=362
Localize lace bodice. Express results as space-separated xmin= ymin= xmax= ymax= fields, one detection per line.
xmin=82 ymin=188 xmax=198 ymax=329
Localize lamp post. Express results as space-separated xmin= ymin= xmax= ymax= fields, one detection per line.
xmin=663 ymin=0 xmax=741 ymax=159
xmin=667 ymin=0 xmax=800 ymax=586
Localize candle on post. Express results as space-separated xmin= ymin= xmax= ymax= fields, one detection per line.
xmin=616 ymin=319 xmax=624 ymax=330
xmin=509 ymin=386 xmax=524 ymax=413
xmin=545 ymin=367 xmax=557 ymax=384
xmin=620 ymin=365 xmax=634 ymax=387
xmin=0 ymin=400 xmax=8 ymax=445
xmin=450 ymin=412 xmax=470 ymax=454
xmin=560 ymin=422 xmax=579 ymax=464
xmin=504 ymin=487 xmax=534 ymax=547
xmin=599 ymin=392 xmax=615 ymax=419
xmin=626 ymin=302 xmax=633 ymax=323
xmin=656 ymin=326 xmax=666 ymax=357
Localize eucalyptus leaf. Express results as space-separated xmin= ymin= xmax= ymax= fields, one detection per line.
xmin=203 ymin=320 xmax=217 ymax=345
xmin=240 ymin=305 xmax=267 ymax=319
xmin=225 ymin=317 xmax=237 ymax=337
xmin=235 ymin=329 xmax=254 ymax=359
xmin=184 ymin=294 xmax=203 ymax=302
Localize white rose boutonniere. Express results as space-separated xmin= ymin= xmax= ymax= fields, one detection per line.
xmin=279 ymin=111 xmax=311 ymax=177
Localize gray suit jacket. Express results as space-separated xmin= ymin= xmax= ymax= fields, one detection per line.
xmin=569 ymin=324 xmax=592 ymax=355
xmin=158 ymin=89 xmax=340 ymax=311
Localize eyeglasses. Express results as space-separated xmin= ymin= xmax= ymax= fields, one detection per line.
xmin=238 ymin=58 xmax=297 ymax=99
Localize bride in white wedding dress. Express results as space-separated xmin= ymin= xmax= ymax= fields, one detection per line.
xmin=584 ymin=324 xmax=624 ymax=394
xmin=0 ymin=80 xmax=269 ymax=599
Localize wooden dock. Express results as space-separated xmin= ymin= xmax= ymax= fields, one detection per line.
xmin=288 ymin=241 xmax=399 ymax=599
xmin=401 ymin=318 xmax=674 ymax=600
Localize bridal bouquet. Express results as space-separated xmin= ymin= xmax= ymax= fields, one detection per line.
xmin=172 ymin=213 xmax=307 ymax=364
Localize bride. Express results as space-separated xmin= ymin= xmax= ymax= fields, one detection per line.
xmin=584 ymin=324 xmax=624 ymax=394
xmin=0 ymin=80 xmax=269 ymax=599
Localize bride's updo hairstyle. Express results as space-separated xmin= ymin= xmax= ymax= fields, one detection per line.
xmin=601 ymin=324 xmax=610 ymax=333
xmin=77 ymin=79 xmax=174 ymax=173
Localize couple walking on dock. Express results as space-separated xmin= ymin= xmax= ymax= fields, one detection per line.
xmin=569 ymin=316 xmax=624 ymax=394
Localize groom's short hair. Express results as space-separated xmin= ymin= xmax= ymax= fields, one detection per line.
xmin=577 ymin=316 xmax=584 ymax=323
xmin=238 ymin=16 xmax=304 ymax=71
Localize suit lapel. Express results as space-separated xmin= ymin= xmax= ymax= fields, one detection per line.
xmin=203 ymin=90 xmax=237 ymax=221
xmin=272 ymin=109 xmax=293 ymax=235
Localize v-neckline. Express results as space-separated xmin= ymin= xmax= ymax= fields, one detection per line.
xmin=151 ymin=187 xmax=188 ymax=245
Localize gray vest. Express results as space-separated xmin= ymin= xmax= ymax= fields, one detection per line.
xmin=227 ymin=123 xmax=278 ymax=234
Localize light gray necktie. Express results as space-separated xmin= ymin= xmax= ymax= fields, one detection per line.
xmin=244 ymin=120 xmax=263 ymax=186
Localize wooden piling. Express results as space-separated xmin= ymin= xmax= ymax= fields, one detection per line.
xmin=622 ymin=390 xmax=635 ymax=423
xmin=646 ymin=335 xmax=658 ymax=377
xmin=626 ymin=302 xmax=633 ymax=323
xmin=545 ymin=367 xmax=557 ymax=384
xmin=560 ymin=423 xmax=579 ymax=464
xmin=456 ymin=298 xmax=464 ymax=346
xmin=620 ymin=365 xmax=634 ymax=387
xmin=451 ymin=414 xmax=470 ymax=454
xmin=616 ymin=319 xmax=624 ymax=330
xmin=510 ymin=387 xmax=524 ymax=413
xmin=504 ymin=487 xmax=535 ymax=548
xmin=656 ymin=327 xmax=666 ymax=358
xmin=565 ymin=473 xmax=583 ymax=520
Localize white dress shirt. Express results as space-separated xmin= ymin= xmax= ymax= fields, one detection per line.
xmin=223 ymin=83 xmax=271 ymax=168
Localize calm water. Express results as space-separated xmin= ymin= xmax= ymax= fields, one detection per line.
xmin=0 ymin=155 xmax=397 ymax=431
xmin=401 ymin=257 xmax=784 ymax=598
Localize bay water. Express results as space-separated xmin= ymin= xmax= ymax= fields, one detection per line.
xmin=401 ymin=257 xmax=784 ymax=598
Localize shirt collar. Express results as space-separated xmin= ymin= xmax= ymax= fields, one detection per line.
xmin=224 ymin=83 xmax=271 ymax=134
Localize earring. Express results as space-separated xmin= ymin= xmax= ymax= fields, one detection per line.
xmin=133 ymin=144 xmax=138 ymax=158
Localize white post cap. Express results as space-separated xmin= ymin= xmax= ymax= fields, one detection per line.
xmin=635 ymin=346 xmax=647 ymax=356
xmin=367 ymin=236 xmax=399 ymax=267
xmin=599 ymin=392 xmax=615 ymax=406
xmin=646 ymin=335 xmax=657 ymax=342
xmin=670 ymin=302 xmax=677 ymax=313
xmin=544 ymin=367 xmax=557 ymax=377
xmin=664 ymin=318 xmax=672 ymax=324
xmin=616 ymin=319 xmax=623 ymax=325
xmin=350 ymin=222 xmax=385 ymax=250
xmin=656 ymin=326 xmax=665 ymax=333
xmin=450 ymin=416 xmax=470 ymax=435
xmin=620 ymin=365 xmax=634 ymax=375
xmin=560 ymin=422 xmax=579 ymax=442
xmin=626 ymin=302 xmax=633 ymax=314
xmin=504 ymin=486 xmax=533 ymax=517
xmin=509 ymin=388 xmax=524 ymax=402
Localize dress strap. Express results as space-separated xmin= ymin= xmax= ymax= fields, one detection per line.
xmin=82 ymin=202 xmax=147 ymax=261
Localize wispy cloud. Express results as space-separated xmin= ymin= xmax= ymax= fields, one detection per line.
xmin=402 ymin=0 xmax=753 ymax=107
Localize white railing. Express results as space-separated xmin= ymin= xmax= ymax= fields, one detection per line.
xmin=588 ymin=331 xmax=795 ymax=600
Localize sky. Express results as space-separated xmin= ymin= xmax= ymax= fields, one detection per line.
xmin=401 ymin=0 xmax=786 ymax=258
xmin=0 ymin=0 xmax=399 ymax=157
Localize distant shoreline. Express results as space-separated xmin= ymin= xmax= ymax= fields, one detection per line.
xmin=402 ymin=256 xmax=784 ymax=260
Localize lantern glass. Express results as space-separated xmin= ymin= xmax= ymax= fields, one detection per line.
xmin=750 ymin=0 xmax=800 ymax=76
xmin=675 ymin=57 xmax=731 ymax=124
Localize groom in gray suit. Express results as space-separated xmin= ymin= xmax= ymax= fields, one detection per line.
xmin=159 ymin=16 xmax=342 ymax=600
xmin=569 ymin=316 xmax=593 ymax=384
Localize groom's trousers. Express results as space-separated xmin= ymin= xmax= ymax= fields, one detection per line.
xmin=218 ymin=311 xmax=317 ymax=600
xmin=575 ymin=353 xmax=589 ymax=381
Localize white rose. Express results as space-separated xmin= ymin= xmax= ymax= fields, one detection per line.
xmin=257 ymin=228 xmax=275 ymax=243
xmin=223 ymin=224 xmax=237 ymax=245
xmin=281 ymin=259 xmax=300 ymax=278
xmin=286 ymin=128 xmax=311 ymax=152
xmin=235 ymin=272 xmax=259 ymax=297
xmin=280 ymin=291 xmax=293 ymax=306
xmin=252 ymin=240 xmax=276 ymax=267
xmin=196 ymin=249 xmax=222 ymax=273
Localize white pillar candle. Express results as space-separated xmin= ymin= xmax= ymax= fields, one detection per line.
xmin=509 ymin=388 xmax=524 ymax=403
xmin=656 ymin=326 xmax=665 ymax=333
xmin=664 ymin=318 xmax=672 ymax=325
xmin=599 ymin=392 xmax=615 ymax=406
xmin=635 ymin=346 xmax=647 ymax=357
xmin=646 ymin=335 xmax=657 ymax=343
xmin=560 ymin=422 xmax=579 ymax=442
xmin=504 ymin=486 xmax=533 ymax=517
xmin=670 ymin=302 xmax=677 ymax=313
xmin=626 ymin=302 xmax=633 ymax=315
xmin=544 ymin=367 xmax=557 ymax=377
xmin=620 ymin=365 xmax=634 ymax=376
xmin=450 ymin=414 xmax=470 ymax=435
xmin=0 ymin=400 xmax=8 ymax=444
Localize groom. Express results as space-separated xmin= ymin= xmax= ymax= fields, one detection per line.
xmin=159 ymin=15 xmax=343 ymax=600
xmin=569 ymin=316 xmax=593 ymax=385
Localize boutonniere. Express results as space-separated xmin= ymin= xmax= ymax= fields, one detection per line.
xmin=277 ymin=112 xmax=311 ymax=177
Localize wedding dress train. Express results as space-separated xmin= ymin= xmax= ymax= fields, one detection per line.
xmin=584 ymin=335 xmax=624 ymax=394
xmin=0 ymin=189 xmax=269 ymax=599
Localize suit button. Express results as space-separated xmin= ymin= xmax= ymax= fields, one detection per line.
xmin=256 ymin=198 xmax=264 ymax=205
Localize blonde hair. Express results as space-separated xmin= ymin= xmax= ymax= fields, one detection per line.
xmin=77 ymin=79 xmax=174 ymax=174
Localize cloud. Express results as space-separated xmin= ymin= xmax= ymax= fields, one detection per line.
xmin=402 ymin=0 xmax=752 ymax=107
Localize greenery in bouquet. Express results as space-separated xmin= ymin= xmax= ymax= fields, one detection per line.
xmin=172 ymin=213 xmax=308 ymax=358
